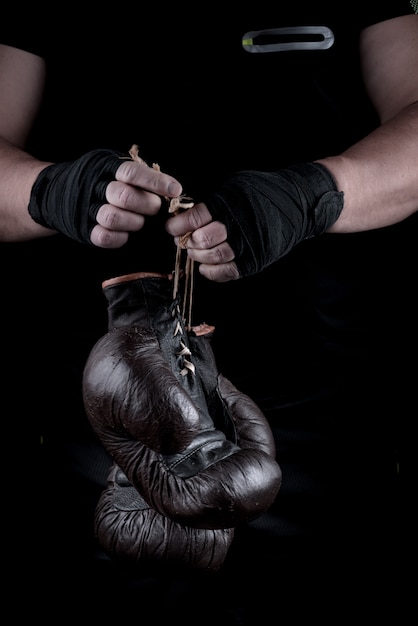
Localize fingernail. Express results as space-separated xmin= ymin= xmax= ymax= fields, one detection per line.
xmin=168 ymin=181 xmax=182 ymax=196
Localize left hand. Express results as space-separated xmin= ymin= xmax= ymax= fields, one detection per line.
xmin=167 ymin=164 xmax=344 ymax=281
xmin=165 ymin=202 xmax=240 ymax=282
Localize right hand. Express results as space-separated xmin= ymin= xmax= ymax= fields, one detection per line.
xmin=28 ymin=148 xmax=183 ymax=248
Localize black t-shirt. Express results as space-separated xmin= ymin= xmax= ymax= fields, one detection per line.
xmin=1 ymin=1 xmax=416 ymax=435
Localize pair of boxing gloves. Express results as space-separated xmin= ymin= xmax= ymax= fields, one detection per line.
xmin=82 ymin=271 xmax=281 ymax=571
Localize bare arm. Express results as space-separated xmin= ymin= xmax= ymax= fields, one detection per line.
xmin=0 ymin=45 xmax=53 ymax=240
xmin=0 ymin=45 xmax=182 ymax=246
xmin=322 ymin=15 xmax=418 ymax=232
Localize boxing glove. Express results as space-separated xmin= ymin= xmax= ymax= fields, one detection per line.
xmin=95 ymin=464 xmax=234 ymax=572
xmin=83 ymin=272 xmax=282 ymax=529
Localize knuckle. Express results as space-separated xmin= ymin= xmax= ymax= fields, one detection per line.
xmin=185 ymin=208 xmax=204 ymax=231
xmin=193 ymin=228 xmax=212 ymax=248
xmin=119 ymin=160 xmax=163 ymax=194
xmin=228 ymin=264 xmax=240 ymax=280
xmin=213 ymin=245 xmax=226 ymax=263
xmin=110 ymin=180 xmax=161 ymax=215
xmin=117 ymin=160 xmax=146 ymax=182
xmin=91 ymin=225 xmax=115 ymax=248
xmin=113 ymin=182 xmax=139 ymax=210
xmin=187 ymin=204 xmax=214 ymax=231
xmin=100 ymin=205 xmax=120 ymax=229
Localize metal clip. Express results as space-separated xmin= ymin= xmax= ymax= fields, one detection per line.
xmin=242 ymin=26 xmax=334 ymax=53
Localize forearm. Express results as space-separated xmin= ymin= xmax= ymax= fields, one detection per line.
xmin=319 ymin=101 xmax=418 ymax=233
xmin=0 ymin=138 xmax=54 ymax=241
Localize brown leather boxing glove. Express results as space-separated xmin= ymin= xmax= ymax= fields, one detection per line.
xmin=95 ymin=464 xmax=234 ymax=572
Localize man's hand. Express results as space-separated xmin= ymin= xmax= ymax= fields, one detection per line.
xmin=165 ymin=202 xmax=240 ymax=282
xmin=166 ymin=163 xmax=344 ymax=281
xmin=28 ymin=148 xmax=183 ymax=248
xmin=91 ymin=155 xmax=182 ymax=248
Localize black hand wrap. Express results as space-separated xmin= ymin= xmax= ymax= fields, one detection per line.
xmin=203 ymin=162 xmax=344 ymax=276
xmin=28 ymin=149 xmax=126 ymax=244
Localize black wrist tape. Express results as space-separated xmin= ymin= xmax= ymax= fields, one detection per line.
xmin=28 ymin=148 xmax=126 ymax=244
xmin=203 ymin=162 xmax=344 ymax=276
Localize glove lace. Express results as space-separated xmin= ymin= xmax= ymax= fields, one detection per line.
xmin=128 ymin=144 xmax=196 ymax=330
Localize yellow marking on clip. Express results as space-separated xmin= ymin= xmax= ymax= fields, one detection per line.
xmin=242 ymin=38 xmax=253 ymax=46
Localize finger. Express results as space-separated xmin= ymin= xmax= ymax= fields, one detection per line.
xmin=186 ymin=241 xmax=235 ymax=265
xmin=182 ymin=221 xmax=228 ymax=251
xmin=165 ymin=203 xmax=213 ymax=236
xmin=199 ymin=261 xmax=240 ymax=283
xmin=96 ymin=203 xmax=146 ymax=232
xmin=116 ymin=160 xmax=182 ymax=199
xmin=90 ymin=223 xmax=130 ymax=249
xmin=106 ymin=180 xmax=163 ymax=216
